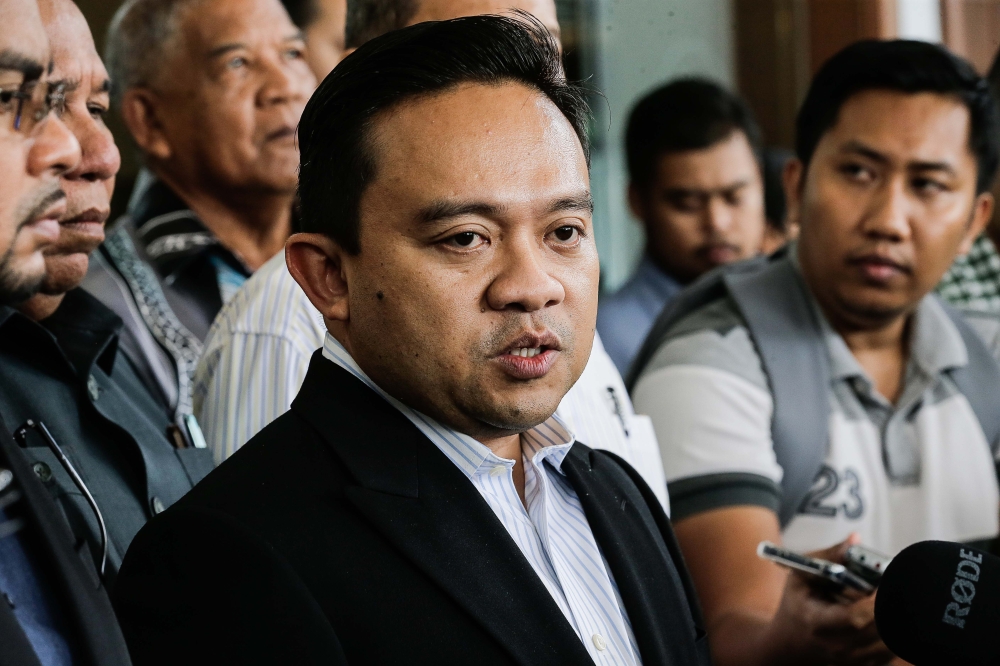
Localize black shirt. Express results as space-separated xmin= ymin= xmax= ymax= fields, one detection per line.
xmin=0 ymin=289 xmax=214 ymax=587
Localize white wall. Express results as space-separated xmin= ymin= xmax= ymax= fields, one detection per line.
xmin=588 ymin=0 xmax=735 ymax=290
xmin=896 ymin=0 xmax=943 ymax=43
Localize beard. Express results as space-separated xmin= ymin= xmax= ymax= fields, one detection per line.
xmin=0 ymin=241 xmax=44 ymax=305
xmin=0 ymin=186 xmax=66 ymax=306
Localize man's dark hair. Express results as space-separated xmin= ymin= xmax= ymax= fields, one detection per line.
xmin=345 ymin=0 xmax=417 ymax=48
xmin=298 ymin=13 xmax=590 ymax=253
xmin=281 ymin=0 xmax=319 ymax=29
xmin=796 ymin=40 xmax=1000 ymax=194
xmin=625 ymin=78 xmax=763 ymax=192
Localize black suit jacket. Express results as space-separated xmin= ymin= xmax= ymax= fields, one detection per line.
xmin=0 ymin=414 xmax=131 ymax=666
xmin=114 ymin=353 xmax=710 ymax=665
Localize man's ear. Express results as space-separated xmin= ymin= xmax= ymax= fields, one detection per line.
xmin=782 ymin=158 xmax=804 ymax=229
xmin=285 ymin=233 xmax=351 ymax=323
xmin=959 ymin=191 xmax=994 ymax=256
xmin=120 ymin=88 xmax=173 ymax=161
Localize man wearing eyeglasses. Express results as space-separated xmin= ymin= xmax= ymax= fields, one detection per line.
xmin=0 ymin=0 xmax=216 ymax=604
xmin=0 ymin=2 xmax=132 ymax=665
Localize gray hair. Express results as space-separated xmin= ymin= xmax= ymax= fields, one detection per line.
xmin=105 ymin=0 xmax=197 ymax=106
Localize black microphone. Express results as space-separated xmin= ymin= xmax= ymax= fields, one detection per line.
xmin=875 ymin=540 xmax=1000 ymax=665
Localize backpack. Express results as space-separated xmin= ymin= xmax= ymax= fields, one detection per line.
xmin=626 ymin=249 xmax=1000 ymax=527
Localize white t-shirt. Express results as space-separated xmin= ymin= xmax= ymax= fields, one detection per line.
xmin=633 ymin=285 xmax=1000 ymax=555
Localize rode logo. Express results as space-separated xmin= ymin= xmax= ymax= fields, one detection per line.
xmin=942 ymin=549 xmax=984 ymax=629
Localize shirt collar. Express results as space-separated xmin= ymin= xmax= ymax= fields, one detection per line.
xmin=320 ymin=333 xmax=576 ymax=477
xmin=127 ymin=172 xmax=251 ymax=280
xmin=634 ymin=255 xmax=684 ymax=301
xmin=0 ymin=288 xmax=122 ymax=378
xmin=789 ymin=242 xmax=968 ymax=382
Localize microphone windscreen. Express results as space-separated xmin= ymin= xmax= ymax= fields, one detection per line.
xmin=875 ymin=540 xmax=1000 ymax=666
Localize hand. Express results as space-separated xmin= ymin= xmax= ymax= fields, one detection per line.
xmin=762 ymin=535 xmax=896 ymax=666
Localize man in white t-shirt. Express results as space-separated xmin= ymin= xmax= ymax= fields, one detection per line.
xmin=632 ymin=40 xmax=1000 ymax=665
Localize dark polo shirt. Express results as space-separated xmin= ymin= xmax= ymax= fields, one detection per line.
xmin=0 ymin=289 xmax=214 ymax=588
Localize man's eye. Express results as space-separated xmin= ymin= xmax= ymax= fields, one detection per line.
xmin=284 ymin=48 xmax=304 ymax=60
xmin=88 ymin=104 xmax=108 ymax=120
xmin=445 ymin=231 xmax=486 ymax=249
xmin=228 ymin=56 xmax=248 ymax=69
xmin=551 ymin=226 xmax=580 ymax=243
xmin=913 ymin=177 xmax=946 ymax=195
xmin=840 ymin=163 xmax=874 ymax=182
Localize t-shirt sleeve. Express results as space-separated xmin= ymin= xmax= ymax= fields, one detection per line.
xmin=631 ymin=327 xmax=783 ymax=521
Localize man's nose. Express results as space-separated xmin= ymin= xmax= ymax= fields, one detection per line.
xmin=861 ymin=178 xmax=911 ymax=241
xmin=27 ymin=114 xmax=81 ymax=179
xmin=67 ymin=122 xmax=121 ymax=184
xmin=702 ymin=196 xmax=735 ymax=236
xmin=258 ymin=58 xmax=314 ymax=107
xmin=485 ymin=238 xmax=566 ymax=313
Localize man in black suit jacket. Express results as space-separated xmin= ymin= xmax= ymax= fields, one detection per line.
xmin=114 ymin=14 xmax=710 ymax=666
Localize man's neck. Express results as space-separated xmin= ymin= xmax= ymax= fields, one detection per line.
xmin=17 ymin=292 xmax=65 ymax=322
xmin=481 ymin=432 xmax=527 ymax=506
xmin=155 ymin=171 xmax=293 ymax=271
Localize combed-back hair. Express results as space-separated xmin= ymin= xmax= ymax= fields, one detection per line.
xmin=105 ymin=0 xmax=195 ymax=106
xmin=796 ymin=40 xmax=1000 ymax=194
xmin=297 ymin=12 xmax=591 ymax=254
xmin=281 ymin=0 xmax=319 ymax=28
xmin=345 ymin=0 xmax=418 ymax=48
xmin=625 ymin=78 xmax=763 ymax=192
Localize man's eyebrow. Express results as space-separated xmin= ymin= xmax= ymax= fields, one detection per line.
xmin=416 ymin=200 xmax=508 ymax=224
xmin=663 ymin=180 xmax=752 ymax=198
xmin=546 ymin=192 xmax=594 ymax=215
xmin=840 ymin=140 xmax=957 ymax=175
xmin=0 ymin=50 xmax=45 ymax=83
xmin=97 ymin=78 xmax=112 ymax=94
xmin=207 ymin=32 xmax=306 ymax=59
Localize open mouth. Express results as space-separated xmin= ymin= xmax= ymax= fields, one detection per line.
xmin=495 ymin=333 xmax=561 ymax=380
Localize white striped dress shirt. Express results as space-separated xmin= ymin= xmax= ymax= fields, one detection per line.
xmin=193 ymin=251 xmax=669 ymax=514
xmin=320 ymin=334 xmax=641 ymax=665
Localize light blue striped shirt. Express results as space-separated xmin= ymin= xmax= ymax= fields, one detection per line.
xmin=193 ymin=251 xmax=669 ymax=513
xmin=320 ymin=334 xmax=641 ymax=665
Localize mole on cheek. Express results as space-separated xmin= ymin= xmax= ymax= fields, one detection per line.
xmin=376 ymin=291 xmax=385 ymax=301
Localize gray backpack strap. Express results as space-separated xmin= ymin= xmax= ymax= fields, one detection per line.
xmin=725 ymin=258 xmax=831 ymax=527
xmin=937 ymin=301 xmax=1000 ymax=454
xmin=627 ymin=251 xmax=831 ymax=527
xmin=625 ymin=255 xmax=768 ymax=391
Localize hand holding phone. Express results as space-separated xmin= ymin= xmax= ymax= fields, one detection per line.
xmin=757 ymin=541 xmax=886 ymax=593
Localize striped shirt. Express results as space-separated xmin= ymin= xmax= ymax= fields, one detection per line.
xmin=321 ymin=334 xmax=641 ymax=665
xmin=193 ymin=250 xmax=669 ymax=511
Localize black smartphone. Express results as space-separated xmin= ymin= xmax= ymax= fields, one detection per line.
xmin=757 ymin=541 xmax=875 ymax=593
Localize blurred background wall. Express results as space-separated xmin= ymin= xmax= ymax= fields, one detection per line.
xmin=72 ymin=0 xmax=1000 ymax=291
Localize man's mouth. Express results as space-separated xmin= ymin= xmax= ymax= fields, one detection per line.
xmin=847 ymin=253 xmax=912 ymax=284
xmin=494 ymin=332 xmax=562 ymax=380
xmin=266 ymin=126 xmax=296 ymax=142
xmin=699 ymin=242 xmax=741 ymax=266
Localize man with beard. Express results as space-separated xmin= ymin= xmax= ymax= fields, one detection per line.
xmin=0 ymin=2 xmax=131 ymax=664
xmin=0 ymin=0 xmax=215 ymax=594
xmin=114 ymin=15 xmax=708 ymax=665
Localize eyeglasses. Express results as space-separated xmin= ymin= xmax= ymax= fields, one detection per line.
xmin=0 ymin=80 xmax=67 ymax=133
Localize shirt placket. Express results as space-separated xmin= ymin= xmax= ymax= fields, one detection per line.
xmin=531 ymin=450 xmax=635 ymax=666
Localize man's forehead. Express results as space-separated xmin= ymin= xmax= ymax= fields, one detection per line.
xmin=827 ymin=89 xmax=973 ymax=164
xmin=0 ymin=0 xmax=49 ymax=74
xmin=180 ymin=0 xmax=300 ymax=53
xmin=40 ymin=0 xmax=107 ymax=86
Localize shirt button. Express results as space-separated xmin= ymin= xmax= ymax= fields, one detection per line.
xmin=489 ymin=466 xmax=506 ymax=477
xmin=592 ymin=633 xmax=606 ymax=651
xmin=32 ymin=461 xmax=52 ymax=483
xmin=87 ymin=375 xmax=101 ymax=401
xmin=150 ymin=496 xmax=166 ymax=515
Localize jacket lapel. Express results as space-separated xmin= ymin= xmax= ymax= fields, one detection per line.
xmin=562 ymin=444 xmax=708 ymax=666
xmin=292 ymin=354 xmax=594 ymax=666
